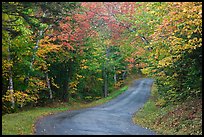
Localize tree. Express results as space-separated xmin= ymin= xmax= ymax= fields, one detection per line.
xmin=142 ymin=2 xmax=202 ymax=103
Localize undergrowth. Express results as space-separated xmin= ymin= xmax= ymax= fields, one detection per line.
xmin=133 ymin=83 xmax=202 ymax=135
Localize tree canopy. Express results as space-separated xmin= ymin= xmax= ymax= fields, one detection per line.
xmin=2 ymin=2 xmax=202 ymax=114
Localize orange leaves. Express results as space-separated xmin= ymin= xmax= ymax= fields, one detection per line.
xmin=73 ymin=14 xmax=86 ymax=21
xmin=128 ymin=64 xmax=134 ymax=69
xmin=37 ymin=36 xmax=60 ymax=58
xmin=126 ymin=57 xmax=135 ymax=63
xmin=126 ymin=57 xmax=136 ymax=70
xmin=135 ymin=47 xmax=146 ymax=56
xmin=65 ymin=16 xmax=71 ymax=21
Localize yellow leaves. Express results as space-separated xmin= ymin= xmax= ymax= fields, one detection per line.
xmin=157 ymin=71 xmax=166 ymax=77
xmin=69 ymin=81 xmax=79 ymax=94
xmin=170 ymin=37 xmax=182 ymax=45
xmin=158 ymin=57 xmax=172 ymax=67
xmin=104 ymin=39 xmax=111 ymax=45
xmin=36 ymin=81 xmax=46 ymax=89
xmin=2 ymin=60 xmax=13 ymax=78
xmin=141 ymin=68 xmax=150 ymax=75
xmin=116 ymin=70 xmax=122 ymax=74
xmin=155 ymin=98 xmax=166 ymax=107
xmin=96 ymin=69 xmax=102 ymax=73
xmin=187 ymin=37 xmax=202 ymax=49
xmin=2 ymin=89 xmax=38 ymax=107
xmin=81 ymin=59 xmax=87 ymax=63
xmin=37 ymin=36 xmax=61 ymax=58
xmin=198 ymin=10 xmax=202 ymax=15
xmin=2 ymin=90 xmax=14 ymax=102
xmin=97 ymin=78 xmax=103 ymax=81
xmin=81 ymin=65 xmax=88 ymax=69
xmin=80 ymin=59 xmax=89 ymax=70
xmin=51 ymin=80 xmax=60 ymax=89
xmin=69 ymin=81 xmax=78 ymax=88
xmin=150 ymin=10 xmax=156 ymax=14
xmin=198 ymin=38 xmax=202 ymax=43
xmin=77 ymin=74 xmax=83 ymax=78
xmin=183 ymin=8 xmax=187 ymax=13
xmin=76 ymin=74 xmax=84 ymax=80
xmin=114 ymin=80 xmax=124 ymax=88
xmin=173 ymin=73 xmax=178 ymax=77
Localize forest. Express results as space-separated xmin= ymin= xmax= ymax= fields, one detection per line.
xmin=2 ymin=2 xmax=202 ymax=117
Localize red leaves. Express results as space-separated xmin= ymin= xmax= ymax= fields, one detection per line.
xmin=54 ymin=2 xmax=139 ymax=53
xmin=86 ymin=11 xmax=95 ymax=19
xmin=62 ymin=42 xmax=74 ymax=50
xmin=80 ymin=22 xmax=90 ymax=30
xmin=70 ymin=35 xmax=75 ymax=41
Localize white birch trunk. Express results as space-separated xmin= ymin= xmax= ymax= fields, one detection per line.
xmin=7 ymin=36 xmax=15 ymax=108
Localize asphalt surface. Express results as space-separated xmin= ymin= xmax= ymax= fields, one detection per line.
xmin=34 ymin=78 xmax=156 ymax=135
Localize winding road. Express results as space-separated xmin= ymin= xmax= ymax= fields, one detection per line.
xmin=34 ymin=78 xmax=156 ymax=135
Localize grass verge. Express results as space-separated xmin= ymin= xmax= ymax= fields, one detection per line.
xmin=2 ymin=85 xmax=128 ymax=135
xmin=132 ymin=83 xmax=202 ymax=135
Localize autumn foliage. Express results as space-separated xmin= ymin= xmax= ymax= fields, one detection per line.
xmin=2 ymin=2 xmax=202 ymax=116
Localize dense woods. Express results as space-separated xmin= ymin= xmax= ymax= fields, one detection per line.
xmin=2 ymin=2 xmax=202 ymax=115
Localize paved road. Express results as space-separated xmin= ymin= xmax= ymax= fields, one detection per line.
xmin=34 ymin=78 xmax=156 ymax=135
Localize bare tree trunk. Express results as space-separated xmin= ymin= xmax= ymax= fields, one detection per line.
xmin=114 ymin=66 xmax=117 ymax=84
xmin=104 ymin=67 xmax=108 ymax=98
xmin=122 ymin=69 xmax=127 ymax=80
xmin=102 ymin=65 xmax=108 ymax=98
xmin=45 ymin=72 xmax=52 ymax=99
xmin=7 ymin=36 xmax=15 ymax=108
xmin=8 ymin=74 xmax=15 ymax=108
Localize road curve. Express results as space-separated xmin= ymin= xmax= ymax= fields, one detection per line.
xmin=34 ymin=78 xmax=156 ymax=135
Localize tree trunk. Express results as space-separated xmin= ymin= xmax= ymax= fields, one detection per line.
xmin=104 ymin=67 xmax=108 ymax=98
xmin=30 ymin=30 xmax=43 ymax=70
xmin=45 ymin=72 xmax=52 ymax=99
xmin=62 ymin=60 xmax=72 ymax=102
xmin=7 ymin=36 xmax=15 ymax=108
xmin=122 ymin=70 xmax=127 ymax=80
xmin=8 ymin=73 xmax=15 ymax=108
xmin=24 ymin=29 xmax=43 ymax=85
xmin=113 ymin=66 xmax=117 ymax=84
xmin=102 ymin=65 xmax=108 ymax=98
xmin=103 ymin=46 xmax=110 ymax=98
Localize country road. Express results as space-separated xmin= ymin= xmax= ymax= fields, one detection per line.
xmin=34 ymin=78 xmax=156 ymax=135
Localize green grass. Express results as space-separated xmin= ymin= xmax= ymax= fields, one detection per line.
xmin=132 ymin=83 xmax=202 ymax=135
xmin=2 ymin=107 xmax=68 ymax=135
xmin=2 ymin=85 xmax=128 ymax=135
